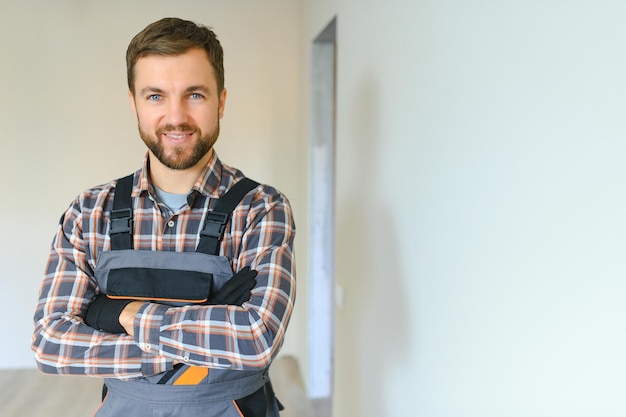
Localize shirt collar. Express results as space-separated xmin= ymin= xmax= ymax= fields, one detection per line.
xmin=134 ymin=151 xmax=225 ymax=199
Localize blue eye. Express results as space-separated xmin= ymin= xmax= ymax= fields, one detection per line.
xmin=190 ymin=93 xmax=204 ymax=100
xmin=147 ymin=94 xmax=161 ymax=102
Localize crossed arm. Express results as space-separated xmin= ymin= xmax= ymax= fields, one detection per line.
xmin=85 ymin=265 xmax=258 ymax=336
xmin=31 ymin=190 xmax=296 ymax=379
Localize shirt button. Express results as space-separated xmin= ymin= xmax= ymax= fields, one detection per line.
xmin=167 ymin=220 xmax=175 ymax=228
xmin=145 ymin=344 xmax=152 ymax=351
xmin=183 ymin=355 xmax=190 ymax=362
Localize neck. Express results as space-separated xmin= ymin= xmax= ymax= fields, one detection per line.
xmin=148 ymin=149 xmax=213 ymax=194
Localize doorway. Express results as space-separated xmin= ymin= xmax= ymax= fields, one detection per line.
xmin=308 ymin=17 xmax=337 ymax=417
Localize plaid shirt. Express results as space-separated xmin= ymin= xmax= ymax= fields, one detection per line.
xmin=32 ymin=152 xmax=296 ymax=379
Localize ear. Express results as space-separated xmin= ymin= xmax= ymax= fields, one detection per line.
xmin=218 ymin=88 xmax=227 ymax=119
xmin=128 ymin=90 xmax=137 ymax=116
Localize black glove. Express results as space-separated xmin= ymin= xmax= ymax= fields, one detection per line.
xmin=84 ymin=294 xmax=133 ymax=334
xmin=208 ymin=266 xmax=258 ymax=305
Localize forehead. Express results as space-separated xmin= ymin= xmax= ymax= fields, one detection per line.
xmin=133 ymin=48 xmax=217 ymax=90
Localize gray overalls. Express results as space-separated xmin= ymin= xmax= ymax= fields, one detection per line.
xmin=93 ymin=175 xmax=282 ymax=417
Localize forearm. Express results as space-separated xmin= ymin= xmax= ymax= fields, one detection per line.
xmin=32 ymin=321 xmax=145 ymax=378
xmin=119 ymin=301 xmax=144 ymax=337
xmin=32 ymin=240 xmax=172 ymax=378
xmin=133 ymin=302 xmax=280 ymax=370
xmin=131 ymin=243 xmax=296 ymax=370
xmin=32 ymin=308 xmax=171 ymax=378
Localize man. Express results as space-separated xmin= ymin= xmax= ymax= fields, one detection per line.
xmin=31 ymin=17 xmax=295 ymax=417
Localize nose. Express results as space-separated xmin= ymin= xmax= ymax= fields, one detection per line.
xmin=163 ymin=99 xmax=189 ymax=126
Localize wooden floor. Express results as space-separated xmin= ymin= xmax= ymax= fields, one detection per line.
xmin=0 ymin=356 xmax=316 ymax=417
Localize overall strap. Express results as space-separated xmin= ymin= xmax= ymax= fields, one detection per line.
xmin=109 ymin=174 xmax=134 ymax=250
xmin=109 ymin=175 xmax=259 ymax=254
xmin=196 ymin=178 xmax=259 ymax=255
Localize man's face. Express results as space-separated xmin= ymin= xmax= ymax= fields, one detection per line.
xmin=129 ymin=48 xmax=227 ymax=170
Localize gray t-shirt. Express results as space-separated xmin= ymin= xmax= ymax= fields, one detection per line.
xmin=153 ymin=186 xmax=188 ymax=213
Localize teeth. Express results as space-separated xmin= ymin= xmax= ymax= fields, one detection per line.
xmin=168 ymin=134 xmax=186 ymax=139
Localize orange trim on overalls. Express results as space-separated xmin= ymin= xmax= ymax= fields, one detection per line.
xmin=232 ymin=400 xmax=245 ymax=417
xmin=92 ymin=387 xmax=109 ymax=417
xmin=172 ymin=366 xmax=209 ymax=385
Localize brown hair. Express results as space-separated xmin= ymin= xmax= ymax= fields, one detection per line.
xmin=126 ymin=17 xmax=224 ymax=94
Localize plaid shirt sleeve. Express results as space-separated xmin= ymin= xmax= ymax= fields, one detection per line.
xmin=31 ymin=190 xmax=173 ymax=379
xmin=133 ymin=184 xmax=296 ymax=370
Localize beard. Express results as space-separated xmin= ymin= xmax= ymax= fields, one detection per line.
xmin=139 ymin=122 xmax=220 ymax=170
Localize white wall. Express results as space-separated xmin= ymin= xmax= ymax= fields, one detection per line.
xmin=301 ymin=1 xmax=626 ymax=416
xmin=0 ymin=0 xmax=306 ymax=370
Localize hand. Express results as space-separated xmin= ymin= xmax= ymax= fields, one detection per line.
xmin=84 ymin=294 xmax=133 ymax=334
xmin=208 ymin=266 xmax=257 ymax=305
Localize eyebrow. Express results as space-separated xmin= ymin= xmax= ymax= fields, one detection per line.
xmin=139 ymin=86 xmax=164 ymax=97
xmin=185 ymin=85 xmax=211 ymax=95
xmin=138 ymin=86 xmax=211 ymax=96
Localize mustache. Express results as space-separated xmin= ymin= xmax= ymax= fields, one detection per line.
xmin=156 ymin=124 xmax=200 ymax=134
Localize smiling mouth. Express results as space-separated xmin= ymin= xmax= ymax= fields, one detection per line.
xmin=165 ymin=132 xmax=192 ymax=139
xmin=157 ymin=124 xmax=199 ymax=143
xmin=160 ymin=130 xmax=198 ymax=144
